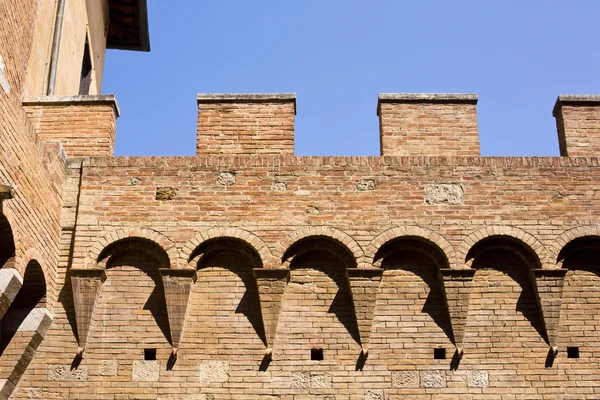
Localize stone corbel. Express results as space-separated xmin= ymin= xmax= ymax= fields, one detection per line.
xmin=160 ymin=268 xmax=197 ymax=359
xmin=253 ymin=268 xmax=290 ymax=358
xmin=0 ymin=185 xmax=15 ymax=200
xmin=347 ymin=268 xmax=383 ymax=358
xmin=70 ymin=268 xmax=106 ymax=357
xmin=530 ymin=268 xmax=567 ymax=355
xmin=0 ymin=268 xmax=23 ymax=320
xmin=438 ymin=268 xmax=476 ymax=358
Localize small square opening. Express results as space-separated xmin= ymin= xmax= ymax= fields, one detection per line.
xmin=144 ymin=349 xmax=157 ymax=361
xmin=567 ymin=347 xmax=579 ymax=359
xmin=311 ymin=348 xmax=323 ymax=361
xmin=433 ymin=348 xmax=446 ymax=360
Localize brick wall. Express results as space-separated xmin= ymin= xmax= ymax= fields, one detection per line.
xmin=197 ymin=94 xmax=296 ymax=155
xmin=378 ymin=94 xmax=480 ymax=156
xmin=4 ymin=149 xmax=598 ymax=399
xmin=553 ymin=95 xmax=600 ymax=156
xmin=23 ymin=95 xmax=119 ymax=158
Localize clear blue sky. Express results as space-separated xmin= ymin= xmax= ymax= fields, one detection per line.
xmin=103 ymin=1 xmax=600 ymax=157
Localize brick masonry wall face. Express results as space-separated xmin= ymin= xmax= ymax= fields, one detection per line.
xmin=24 ymin=101 xmax=118 ymax=158
xmin=378 ymin=102 xmax=480 ymax=156
xmin=197 ymin=101 xmax=295 ymax=155
xmin=6 ymin=153 xmax=600 ymax=399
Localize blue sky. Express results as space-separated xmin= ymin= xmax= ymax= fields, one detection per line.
xmin=103 ymin=1 xmax=600 ymax=157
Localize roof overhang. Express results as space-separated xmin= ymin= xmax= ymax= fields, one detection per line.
xmin=107 ymin=0 xmax=150 ymax=52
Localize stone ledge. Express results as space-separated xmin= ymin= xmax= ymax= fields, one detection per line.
xmin=553 ymin=94 xmax=600 ymax=117
xmin=197 ymin=93 xmax=296 ymax=115
xmin=377 ymin=93 xmax=478 ymax=115
xmin=85 ymin=155 xmax=600 ymax=169
xmin=22 ymin=95 xmax=121 ymax=117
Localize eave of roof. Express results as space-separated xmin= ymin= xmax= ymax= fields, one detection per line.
xmin=106 ymin=0 xmax=150 ymax=52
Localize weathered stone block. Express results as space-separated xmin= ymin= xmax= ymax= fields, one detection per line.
xmin=421 ymin=370 xmax=446 ymax=388
xmin=217 ymin=172 xmax=236 ymax=186
xmin=467 ymin=371 xmax=489 ymax=388
xmin=155 ymin=187 xmax=177 ymax=200
xmin=365 ymin=389 xmax=384 ymax=400
xmin=311 ymin=374 xmax=332 ymax=389
xmin=425 ymin=183 xmax=464 ymax=205
xmin=199 ymin=360 xmax=229 ymax=385
xmin=392 ymin=371 xmax=419 ymax=389
xmin=271 ymin=181 xmax=287 ymax=191
xmin=100 ymin=360 xmax=118 ymax=376
xmin=356 ymin=179 xmax=376 ymax=191
xmin=132 ymin=360 xmax=160 ymax=382
xmin=47 ymin=365 xmax=89 ymax=382
xmin=290 ymin=371 xmax=310 ymax=389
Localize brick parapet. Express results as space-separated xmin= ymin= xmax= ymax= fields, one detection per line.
xmin=553 ymin=94 xmax=600 ymax=157
xmin=196 ymin=93 xmax=296 ymax=156
xmin=23 ymin=95 xmax=119 ymax=158
xmin=377 ymin=93 xmax=480 ymax=157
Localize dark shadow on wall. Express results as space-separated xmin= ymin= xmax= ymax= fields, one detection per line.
xmin=58 ymin=276 xmax=79 ymax=343
xmin=196 ymin=250 xmax=267 ymax=347
xmin=0 ymin=260 xmax=46 ymax=354
xmin=0 ymin=211 xmax=16 ymax=268
xmin=560 ymin=239 xmax=600 ymax=271
xmin=381 ymin=250 xmax=454 ymax=345
xmin=107 ymin=252 xmax=172 ymax=345
xmin=290 ymin=251 xmax=361 ymax=346
xmin=143 ymin=284 xmax=172 ymax=345
xmin=471 ymin=250 xmax=548 ymax=344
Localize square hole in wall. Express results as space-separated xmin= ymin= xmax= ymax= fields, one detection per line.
xmin=434 ymin=348 xmax=446 ymax=360
xmin=567 ymin=347 xmax=579 ymax=359
xmin=144 ymin=349 xmax=157 ymax=361
xmin=311 ymin=348 xmax=323 ymax=361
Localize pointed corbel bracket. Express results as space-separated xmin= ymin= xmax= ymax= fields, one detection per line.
xmin=0 ymin=185 xmax=15 ymax=200
xmin=438 ymin=268 xmax=476 ymax=357
xmin=253 ymin=268 xmax=290 ymax=356
xmin=160 ymin=268 xmax=197 ymax=358
xmin=347 ymin=268 xmax=383 ymax=357
xmin=70 ymin=268 xmax=106 ymax=357
xmin=529 ymin=268 xmax=567 ymax=351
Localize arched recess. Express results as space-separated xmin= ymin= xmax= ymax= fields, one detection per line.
xmin=277 ymin=235 xmax=361 ymax=364
xmin=463 ymin=232 xmax=551 ymax=361
xmin=182 ymin=227 xmax=274 ymax=269
xmin=275 ymin=226 xmax=365 ymax=268
xmin=0 ymin=259 xmax=52 ymax=397
xmin=550 ymin=226 xmax=600 ymax=268
xmin=367 ymin=226 xmax=455 ymax=268
xmin=554 ymin=233 xmax=600 ymax=362
xmin=86 ymin=228 xmax=178 ymax=269
xmin=372 ymin=236 xmax=455 ymax=365
xmin=78 ymin=237 xmax=172 ymax=360
xmin=457 ymin=226 xmax=547 ymax=269
xmin=0 ymin=212 xmax=16 ymax=269
xmin=183 ymin=236 xmax=267 ymax=358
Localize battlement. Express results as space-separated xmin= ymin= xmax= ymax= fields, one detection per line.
xmin=553 ymin=95 xmax=600 ymax=156
xmin=23 ymin=95 xmax=119 ymax=158
xmin=18 ymin=92 xmax=600 ymax=160
xmin=377 ymin=93 xmax=480 ymax=156
xmin=196 ymin=93 xmax=296 ymax=155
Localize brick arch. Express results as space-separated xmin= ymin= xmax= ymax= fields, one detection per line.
xmin=275 ymin=226 xmax=365 ymax=268
xmin=18 ymin=248 xmax=45 ymax=276
xmin=86 ymin=228 xmax=179 ymax=269
xmin=0 ymin=210 xmax=17 ymax=270
xmin=366 ymin=226 xmax=456 ymax=269
xmin=549 ymin=226 xmax=600 ymax=266
xmin=181 ymin=227 xmax=275 ymax=269
xmin=456 ymin=226 xmax=547 ymax=269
